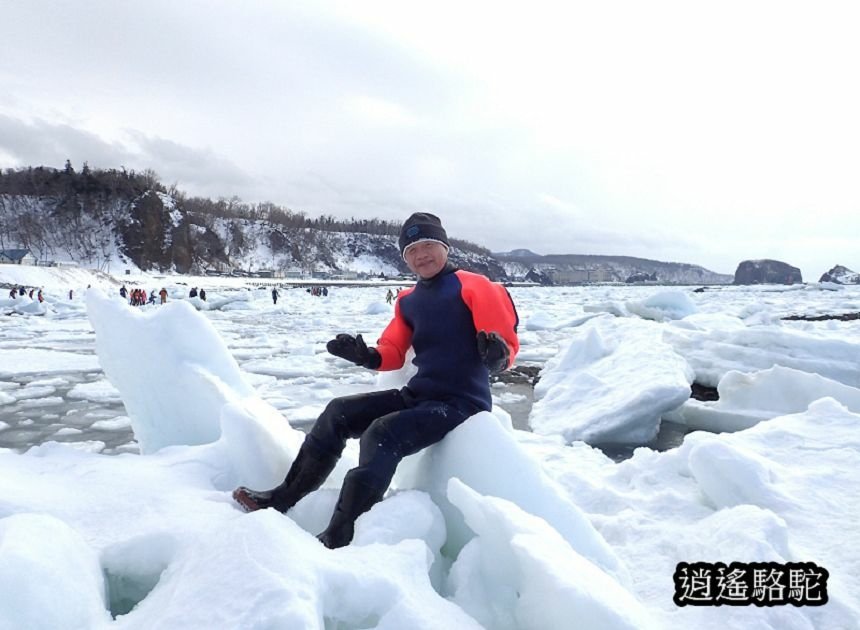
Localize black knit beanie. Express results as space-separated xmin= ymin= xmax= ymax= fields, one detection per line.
xmin=398 ymin=212 xmax=449 ymax=259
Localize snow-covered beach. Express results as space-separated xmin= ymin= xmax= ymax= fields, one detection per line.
xmin=1 ymin=265 xmax=859 ymax=629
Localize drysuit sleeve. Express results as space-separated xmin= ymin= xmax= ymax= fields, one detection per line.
xmin=374 ymin=292 xmax=414 ymax=370
xmin=457 ymin=271 xmax=520 ymax=369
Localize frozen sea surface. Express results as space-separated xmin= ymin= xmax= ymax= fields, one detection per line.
xmin=2 ymin=272 xmax=860 ymax=629
xmin=3 ymin=281 xmax=860 ymax=457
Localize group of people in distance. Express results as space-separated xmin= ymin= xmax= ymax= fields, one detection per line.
xmin=119 ymin=285 xmax=168 ymax=305
xmin=271 ymin=285 xmax=328 ymax=305
xmin=7 ymin=286 xmax=44 ymax=302
xmin=384 ymin=287 xmax=404 ymax=304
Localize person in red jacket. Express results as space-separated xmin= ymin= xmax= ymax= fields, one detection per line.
xmin=234 ymin=212 xmax=519 ymax=548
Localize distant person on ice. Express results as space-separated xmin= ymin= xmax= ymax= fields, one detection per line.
xmin=234 ymin=212 xmax=520 ymax=549
xmin=272 ymin=287 xmax=279 ymax=304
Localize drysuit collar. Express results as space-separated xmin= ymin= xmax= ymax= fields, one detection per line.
xmin=418 ymin=262 xmax=457 ymax=286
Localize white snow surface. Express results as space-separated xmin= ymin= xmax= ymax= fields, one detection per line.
xmin=530 ymin=316 xmax=694 ymax=444
xmin=625 ymin=290 xmax=698 ymax=322
xmin=664 ymin=320 xmax=860 ymax=388
xmin=1 ymin=267 xmax=860 ymax=628
xmin=667 ymin=365 xmax=860 ymax=432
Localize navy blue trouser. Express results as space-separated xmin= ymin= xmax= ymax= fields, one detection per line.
xmin=305 ymin=388 xmax=478 ymax=491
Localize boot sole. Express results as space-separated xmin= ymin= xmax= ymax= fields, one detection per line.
xmin=232 ymin=488 xmax=265 ymax=513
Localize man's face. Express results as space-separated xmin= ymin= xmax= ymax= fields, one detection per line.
xmin=404 ymin=241 xmax=449 ymax=279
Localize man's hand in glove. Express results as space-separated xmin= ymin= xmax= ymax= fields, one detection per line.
xmin=476 ymin=330 xmax=510 ymax=375
xmin=326 ymin=333 xmax=382 ymax=369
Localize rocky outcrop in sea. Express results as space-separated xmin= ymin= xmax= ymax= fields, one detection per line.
xmin=733 ymin=259 xmax=803 ymax=285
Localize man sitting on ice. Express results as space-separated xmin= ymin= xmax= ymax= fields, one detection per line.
xmin=233 ymin=212 xmax=520 ymax=548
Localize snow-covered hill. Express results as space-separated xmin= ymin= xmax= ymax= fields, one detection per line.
xmin=820 ymin=265 xmax=860 ymax=285
xmin=1 ymin=192 xmax=506 ymax=280
xmin=494 ymin=251 xmax=733 ymax=285
xmin=0 ymin=166 xmax=735 ymax=285
xmin=4 ymin=188 xmax=730 ymax=285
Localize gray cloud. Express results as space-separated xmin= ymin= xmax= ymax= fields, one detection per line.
xmin=126 ymin=132 xmax=254 ymax=195
xmin=2 ymin=2 xmax=859 ymax=279
xmin=0 ymin=115 xmax=126 ymax=168
xmin=0 ymin=114 xmax=252 ymax=196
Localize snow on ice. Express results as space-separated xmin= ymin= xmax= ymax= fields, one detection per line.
xmin=1 ymin=268 xmax=860 ymax=628
xmin=530 ymin=315 xmax=694 ymax=445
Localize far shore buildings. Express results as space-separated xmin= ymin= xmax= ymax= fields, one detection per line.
xmin=545 ymin=266 xmax=614 ymax=284
xmin=0 ymin=249 xmax=36 ymax=265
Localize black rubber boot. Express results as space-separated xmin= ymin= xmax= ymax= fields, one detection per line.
xmin=233 ymin=441 xmax=338 ymax=513
xmin=317 ymin=470 xmax=387 ymax=549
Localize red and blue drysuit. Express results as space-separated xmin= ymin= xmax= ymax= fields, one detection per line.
xmin=306 ymin=264 xmax=520 ymax=492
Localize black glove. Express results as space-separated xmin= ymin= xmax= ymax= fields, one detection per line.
xmin=326 ymin=333 xmax=381 ymax=369
xmin=476 ymin=330 xmax=510 ymax=375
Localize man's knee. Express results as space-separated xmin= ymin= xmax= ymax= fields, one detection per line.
xmin=359 ymin=418 xmax=401 ymax=457
xmin=357 ymin=419 xmax=405 ymax=480
xmin=309 ymin=397 xmax=352 ymax=450
xmin=321 ymin=397 xmax=351 ymax=423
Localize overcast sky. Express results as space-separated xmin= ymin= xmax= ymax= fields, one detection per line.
xmin=2 ymin=1 xmax=859 ymax=278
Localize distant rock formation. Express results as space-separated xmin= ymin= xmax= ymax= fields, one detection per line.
xmin=495 ymin=252 xmax=732 ymax=285
xmin=625 ymin=272 xmax=657 ymax=283
xmin=494 ymin=248 xmax=541 ymax=259
xmin=525 ymin=268 xmax=552 ymax=285
xmin=819 ymin=265 xmax=860 ymax=284
xmin=733 ymin=259 xmax=803 ymax=285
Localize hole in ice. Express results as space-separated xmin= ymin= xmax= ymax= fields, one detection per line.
xmin=103 ymin=565 xmax=165 ymax=618
xmin=100 ymin=534 xmax=176 ymax=618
